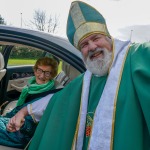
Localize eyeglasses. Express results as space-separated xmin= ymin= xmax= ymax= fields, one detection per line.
xmin=36 ymin=68 xmax=52 ymax=77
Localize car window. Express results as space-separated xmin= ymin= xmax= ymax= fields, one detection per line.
xmin=7 ymin=45 xmax=64 ymax=73
xmin=6 ymin=44 xmax=81 ymax=85
xmin=8 ymin=45 xmax=45 ymax=66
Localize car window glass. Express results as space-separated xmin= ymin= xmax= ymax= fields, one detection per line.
xmin=45 ymin=52 xmax=81 ymax=85
xmin=8 ymin=45 xmax=45 ymax=66
xmin=7 ymin=45 xmax=80 ymax=84
xmin=54 ymin=60 xmax=81 ymax=86
xmin=44 ymin=52 xmax=62 ymax=73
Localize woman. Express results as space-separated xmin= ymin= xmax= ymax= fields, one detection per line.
xmin=16 ymin=56 xmax=58 ymax=106
xmin=0 ymin=57 xmax=58 ymax=148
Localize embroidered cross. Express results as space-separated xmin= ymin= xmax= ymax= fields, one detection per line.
xmin=86 ymin=114 xmax=93 ymax=137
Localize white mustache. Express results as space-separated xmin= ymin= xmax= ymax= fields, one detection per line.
xmin=88 ymin=48 xmax=105 ymax=58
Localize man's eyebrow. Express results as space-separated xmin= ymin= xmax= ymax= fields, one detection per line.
xmin=79 ymin=41 xmax=87 ymax=48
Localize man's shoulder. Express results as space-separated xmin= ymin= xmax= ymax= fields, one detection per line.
xmin=127 ymin=42 xmax=150 ymax=62
xmin=71 ymin=73 xmax=84 ymax=82
xmin=130 ymin=42 xmax=150 ymax=50
xmin=64 ymin=73 xmax=84 ymax=88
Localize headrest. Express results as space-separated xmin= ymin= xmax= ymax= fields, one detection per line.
xmin=0 ymin=53 xmax=5 ymax=69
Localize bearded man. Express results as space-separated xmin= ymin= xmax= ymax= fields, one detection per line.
xmin=6 ymin=1 xmax=150 ymax=150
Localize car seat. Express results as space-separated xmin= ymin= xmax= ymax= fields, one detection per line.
xmin=55 ymin=61 xmax=80 ymax=86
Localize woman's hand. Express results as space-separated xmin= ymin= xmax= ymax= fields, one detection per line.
xmin=6 ymin=107 xmax=28 ymax=132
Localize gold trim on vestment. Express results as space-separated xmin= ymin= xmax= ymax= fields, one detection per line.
xmin=74 ymin=22 xmax=108 ymax=48
xmin=71 ymin=73 xmax=93 ymax=150
xmin=71 ymin=80 xmax=84 ymax=150
xmin=71 ymin=111 xmax=80 ymax=150
xmin=110 ymin=45 xmax=130 ymax=150
xmin=108 ymin=38 xmax=115 ymax=74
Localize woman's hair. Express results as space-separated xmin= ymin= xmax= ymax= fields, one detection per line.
xmin=34 ymin=57 xmax=59 ymax=78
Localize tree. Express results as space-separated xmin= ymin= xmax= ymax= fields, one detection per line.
xmin=0 ymin=15 xmax=6 ymax=25
xmin=29 ymin=9 xmax=59 ymax=33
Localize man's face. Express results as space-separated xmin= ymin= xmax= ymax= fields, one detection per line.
xmin=79 ymin=34 xmax=113 ymax=76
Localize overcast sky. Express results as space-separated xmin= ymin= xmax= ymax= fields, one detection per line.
xmin=0 ymin=0 xmax=150 ymax=42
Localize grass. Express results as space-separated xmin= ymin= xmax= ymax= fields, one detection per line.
xmin=8 ymin=59 xmax=36 ymax=65
xmin=8 ymin=59 xmax=62 ymax=73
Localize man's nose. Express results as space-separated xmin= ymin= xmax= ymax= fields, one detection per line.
xmin=88 ymin=41 xmax=97 ymax=51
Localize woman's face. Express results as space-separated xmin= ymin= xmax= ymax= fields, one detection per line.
xmin=34 ymin=65 xmax=53 ymax=84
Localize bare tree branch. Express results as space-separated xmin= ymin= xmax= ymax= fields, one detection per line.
xmin=0 ymin=15 xmax=6 ymax=25
xmin=26 ymin=9 xmax=59 ymax=33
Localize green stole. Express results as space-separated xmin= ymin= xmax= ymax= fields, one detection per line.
xmin=17 ymin=76 xmax=54 ymax=106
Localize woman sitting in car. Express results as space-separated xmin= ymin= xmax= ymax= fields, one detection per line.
xmin=0 ymin=56 xmax=59 ymax=148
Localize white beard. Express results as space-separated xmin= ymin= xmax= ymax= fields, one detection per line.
xmin=83 ymin=48 xmax=112 ymax=76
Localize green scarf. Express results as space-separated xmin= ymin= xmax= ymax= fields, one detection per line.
xmin=16 ymin=76 xmax=54 ymax=106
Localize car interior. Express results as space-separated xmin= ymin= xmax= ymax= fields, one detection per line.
xmin=2 ymin=60 xmax=81 ymax=116
xmin=0 ymin=43 xmax=83 ymax=114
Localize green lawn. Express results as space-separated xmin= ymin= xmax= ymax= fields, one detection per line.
xmin=8 ymin=59 xmax=62 ymax=73
xmin=8 ymin=59 xmax=36 ymax=65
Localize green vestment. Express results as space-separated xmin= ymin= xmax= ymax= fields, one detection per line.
xmin=29 ymin=42 xmax=150 ymax=150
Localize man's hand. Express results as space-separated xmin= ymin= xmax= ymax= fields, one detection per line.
xmin=6 ymin=107 xmax=28 ymax=132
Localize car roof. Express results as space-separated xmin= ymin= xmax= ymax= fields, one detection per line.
xmin=0 ymin=25 xmax=81 ymax=57
xmin=0 ymin=25 xmax=86 ymax=72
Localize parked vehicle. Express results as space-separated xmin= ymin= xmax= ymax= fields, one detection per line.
xmin=0 ymin=25 xmax=86 ymax=115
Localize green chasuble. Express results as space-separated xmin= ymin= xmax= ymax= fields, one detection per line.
xmin=29 ymin=42 xmax=150 ymax=150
